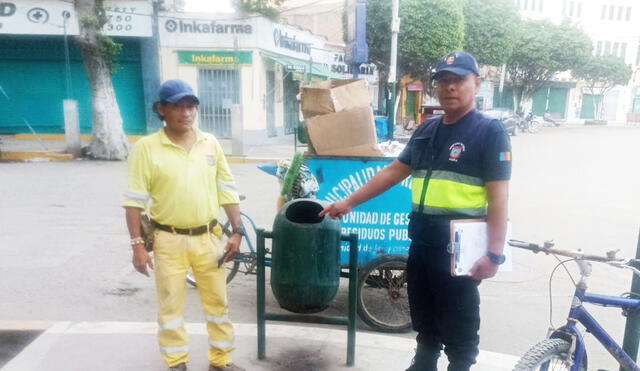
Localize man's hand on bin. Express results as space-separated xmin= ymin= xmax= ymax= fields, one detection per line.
xmin=319 ymin=199 xmax=353 ymax=220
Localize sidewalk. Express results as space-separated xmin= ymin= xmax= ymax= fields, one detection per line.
xmin=1 ymin=321 xmax=519 ymax=371
xmin=0 ymin=134 xmax=299 ymax=162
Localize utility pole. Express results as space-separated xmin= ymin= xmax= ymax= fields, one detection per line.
xmin=387 ymin=0 xmax=400 ymax=141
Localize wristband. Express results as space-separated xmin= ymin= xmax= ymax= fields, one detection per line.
xmin=231 ymin=225 xmax=246 ymax=237
xmin=130 ymin=237 xmax=145 ymax=246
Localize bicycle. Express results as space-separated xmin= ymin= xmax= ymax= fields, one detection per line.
xmin=508 ymin=240 xmax=640 ymax=371
xmin=186 ymin=210 xmax=267 ymax=287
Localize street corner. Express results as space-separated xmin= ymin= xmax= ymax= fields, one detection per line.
xmin=0 ymin=320 xmax=53 ymax=369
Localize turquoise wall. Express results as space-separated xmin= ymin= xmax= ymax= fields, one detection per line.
xmin=0 ymin=35 xmax=146 ymax=135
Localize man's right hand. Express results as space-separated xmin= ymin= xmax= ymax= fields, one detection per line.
xmin=319 ymin=199 xmax=353 ymax=220
xmin=132 ymin=244 xmax=154 ymax=276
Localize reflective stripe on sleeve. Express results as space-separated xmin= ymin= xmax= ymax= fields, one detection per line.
xmin=217 ymin=182 xmax=238 ymax=192
xmin=124 ymin=190 xmax=150 ymax=201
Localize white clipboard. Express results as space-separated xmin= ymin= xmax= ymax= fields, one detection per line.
xmin=448 ymin=219 xmax=513 ymax=277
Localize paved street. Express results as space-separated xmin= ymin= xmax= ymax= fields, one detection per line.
xmin=1 ymin=125 xmax=639 ymax=370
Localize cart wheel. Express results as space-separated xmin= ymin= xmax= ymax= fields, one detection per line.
xmin=357 ymin=255 xmax=412 ymax=333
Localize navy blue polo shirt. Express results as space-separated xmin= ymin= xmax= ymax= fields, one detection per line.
xmin=398 ymin=109 xmax=512 ymax=183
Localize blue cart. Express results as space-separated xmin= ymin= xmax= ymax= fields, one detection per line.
xmin=306 ymin=155 xmax=412 ymax=333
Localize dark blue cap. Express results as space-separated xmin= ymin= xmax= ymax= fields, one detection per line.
xmin=432 ymin=51 xmax=480 ymax=80
xmin=158 ymin=79 xmax=199 ymax=104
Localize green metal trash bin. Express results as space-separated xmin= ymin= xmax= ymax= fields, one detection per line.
xmin=271 ymin=198 xmax=341 ymax=313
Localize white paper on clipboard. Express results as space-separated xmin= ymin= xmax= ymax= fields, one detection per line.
xmin=449 ymin=219 xmax=512 ymax=276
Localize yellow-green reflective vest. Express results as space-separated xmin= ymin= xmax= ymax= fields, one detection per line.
xmin=412 ymin=169 xmax=487 ymax=217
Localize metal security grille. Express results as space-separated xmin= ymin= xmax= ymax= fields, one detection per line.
xmin=283 ymin=73 xmax=300 ymax=135
xmin=198 ymin=68 xmax=240 ymax=139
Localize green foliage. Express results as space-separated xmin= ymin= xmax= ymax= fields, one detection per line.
xmin=366 ymin=0 xmax=392 ymax=76
xmin=573 ymin=55 xmax=632 ymax=119
xmin=463 ymin=0 xmax=519 ymax=66
xmin=79 ymin=15 xmax=99 ymax=28
xmin=399 ymin=0 xmax=464 ymax=80
xmin=233 ymin=0 xmax=285 ymax=21
xmin=573 ymin=55 xmax=632 ymax=91
xmin=100 ymin=35 xmax=123 ymax=72
xmin=367 ymin=0 xmax=464 ymax=81
xmin=507 ymin=19 xmax=592 ymax=106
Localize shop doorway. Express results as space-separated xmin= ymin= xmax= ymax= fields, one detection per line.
xmin=197 ymin=68 xmax=240 ymax=139
xmin=283 ymin=73 xmax=300 ymax=135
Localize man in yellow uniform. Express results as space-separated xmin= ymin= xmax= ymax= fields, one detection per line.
xmin=124 ymin=80 xmax=245 ymax=371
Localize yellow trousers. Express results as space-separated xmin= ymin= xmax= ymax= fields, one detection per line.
xmin=153 ymin=228 xmax=234 ymax=367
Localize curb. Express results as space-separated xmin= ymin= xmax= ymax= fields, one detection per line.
xmin=0 ymin=320 xmax=55 ymax=331
xmin=13 ymin=134 xmax=142 ymax=142
xmin=0 ymin=151 xmax=75 ymax=162
xmin=226 ymin=156 xmax=280 ymax=164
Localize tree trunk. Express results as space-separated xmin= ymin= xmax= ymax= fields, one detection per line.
xmin=74 ymin=0 xmax=129 ymax=160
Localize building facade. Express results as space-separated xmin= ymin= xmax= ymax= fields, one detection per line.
xmin=158 ymin=11 xmax=379 ymax=145
xmin=514 ymin=0 xmax=640 ymax=122
xmin=0 ymin=0 xmax=159 ymax=135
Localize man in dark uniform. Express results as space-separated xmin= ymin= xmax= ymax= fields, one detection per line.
xmin=320 ymin=51 xmax=511 ymax=371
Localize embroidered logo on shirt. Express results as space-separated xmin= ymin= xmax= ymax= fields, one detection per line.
xmin=499 ymin=152 xmax=511 ymax=161
xmin=448 ymin=142 xmax=465 ymax=162
xmin=206 ymin=154 xmax=216 ymax=166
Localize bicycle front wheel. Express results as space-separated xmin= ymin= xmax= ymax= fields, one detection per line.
xmin=357 ymin=255 xmax=412 ymax=333
xmin=222 ymin=212 xmax=258 ymax=283
xmin=513 ymin=338 xmax=586 ymax=371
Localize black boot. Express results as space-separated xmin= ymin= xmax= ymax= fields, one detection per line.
xmin=405 ymin=343 xmax=440 ymax=371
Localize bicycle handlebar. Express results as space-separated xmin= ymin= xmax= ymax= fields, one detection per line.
xmin=508 ymin=240 xmax=640 ymax=274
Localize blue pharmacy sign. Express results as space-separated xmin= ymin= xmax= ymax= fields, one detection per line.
xmin=346 ymin=0 xmax=369 ymax=65
xmin=305 ymin=156 xmax=412 ymax=266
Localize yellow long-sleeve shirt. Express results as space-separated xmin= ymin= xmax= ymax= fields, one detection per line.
xmin=123 ymin=128 xmax=240 ymax=228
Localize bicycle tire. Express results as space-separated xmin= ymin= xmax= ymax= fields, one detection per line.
xmin=186 ymin=212 xmax=258 ymax=287
xmin=357 ymin=255 xmax=412 ymax=333
xmin=513 ymin=338 xmax=586 ymax=371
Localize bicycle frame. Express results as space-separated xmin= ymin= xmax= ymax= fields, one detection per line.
xmin=549 ymin=286 xmax=640 ymax=371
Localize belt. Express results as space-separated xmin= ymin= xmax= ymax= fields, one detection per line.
xmin=152 ymin=219 xmax=218 ymax=236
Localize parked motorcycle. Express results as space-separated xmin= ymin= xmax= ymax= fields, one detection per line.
xmin=517 ymin=112 xmax=542 ymax=133
xmin=542 ymin=112 xmax=561 ymax=127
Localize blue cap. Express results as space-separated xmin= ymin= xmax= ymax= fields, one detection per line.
xmin=432 ymin=51 xmax=480 ymax=80
xmin=158 ymin=80 xmax=199 ymax=104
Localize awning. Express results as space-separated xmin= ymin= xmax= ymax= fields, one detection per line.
xmin=260 ymin=51 xmax=343 ymax=80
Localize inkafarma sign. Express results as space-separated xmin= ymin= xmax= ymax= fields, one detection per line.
xmin=272 ymin=28 xmax=311 ymax=55
xmin=163 ymin=18 xmax=253 ymax=35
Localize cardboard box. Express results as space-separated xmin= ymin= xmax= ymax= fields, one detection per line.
xmin=305 ymin=106 xmax=382 ymax=157
xmin=300 ymin=79 xmax=372 ymax=118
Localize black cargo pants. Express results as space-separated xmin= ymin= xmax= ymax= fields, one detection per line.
xmin=406 ymin=214 xmax=481 ymax=371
